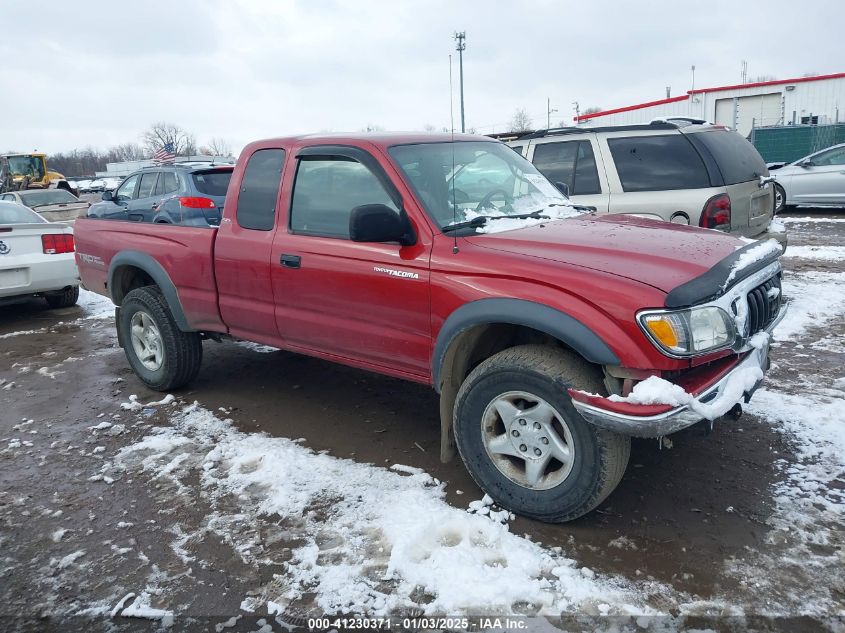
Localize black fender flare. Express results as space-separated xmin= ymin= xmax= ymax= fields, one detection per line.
xmin=432 ymin=298 xmax=620 ymax=392
xmin=107 ymin=250 xmax=192 ymax=331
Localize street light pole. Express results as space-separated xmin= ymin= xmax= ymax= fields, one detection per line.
xmin=547 ymin=97 xmax=558 ymax=129
xmin=454 ymin=31 xmax=466 ymax=133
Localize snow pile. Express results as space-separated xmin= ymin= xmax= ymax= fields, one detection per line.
xmin=766 ymin=217 xmax=786 ymax=234
xmin=782 ymin=245 xmax=845 ymax=261
xmin=775 ymin=271 xmax=845 ymax=341
xmin=722 ymin=239 xmax=782 ymax=289
xmin=120 ymin=394 xmax=176 ymax=412
xmin=78 ymin=289 xmax=115 ymax=320
xmin=110 ymin=403 xmax=652 ymax=617
xmin=607 ymin=366 xmax=763 ymax=421
xmin=780 ymin=216 xmax=845 ymax=224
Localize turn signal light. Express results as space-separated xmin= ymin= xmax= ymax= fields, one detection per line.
xmin=179 ymin=197 xmax=216 ymax=208
xmin=41 ymin=234 xmax=75 ymax=254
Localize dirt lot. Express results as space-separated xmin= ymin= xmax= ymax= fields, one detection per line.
xmin=1 ymin=212 xmax=843 ymax=631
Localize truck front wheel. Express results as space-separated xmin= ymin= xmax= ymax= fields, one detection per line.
xmin=453 ymin=345 xmax=630 ymax=523
xmin=118 ymin=286 xmax=202 ymax=391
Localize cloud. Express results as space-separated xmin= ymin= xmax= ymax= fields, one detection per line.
xmin=1 ymin=0 xmax=840 ymax=153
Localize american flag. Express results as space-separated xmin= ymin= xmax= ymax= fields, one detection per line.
xmin=153 ymin=142 xmax=176 ymax=165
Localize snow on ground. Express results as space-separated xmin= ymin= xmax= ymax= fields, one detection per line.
xmin=780 ymin=216 xmax=845 ymax=224
xmin=105 ymin=403 xmax=660 ymax=618
xmin=78 ymin=289 xmax=114 ymax=320
xmin=777 ymin=270 xmax=845 ymax=340
xmin=782 ymin=245 xmax=845 ymax=261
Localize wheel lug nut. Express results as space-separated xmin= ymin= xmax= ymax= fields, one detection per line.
xmin=511 ymin=430 xmax=519 ymax=437
xmin=519 ymin=444 xmax=527 ymax=452
xmin=518 ymin=419 xmax=526 ymax=426
xmin=541 ymin=437 xmax=549 ymax=444
xmin=534 ymin=448 xmax=542 ymax=456
xmin=533 ymin=422 xmax=541 ymax=430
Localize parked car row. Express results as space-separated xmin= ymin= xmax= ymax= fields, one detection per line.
xmin=69 ymin=177 xmax=123 ymax=194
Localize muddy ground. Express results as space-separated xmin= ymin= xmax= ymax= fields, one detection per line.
xmin=1 ymin=211 xmax=843 ymax=631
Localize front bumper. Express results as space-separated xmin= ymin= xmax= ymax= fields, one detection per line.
xmin=570 ymin=305 xmax=786 ymax=437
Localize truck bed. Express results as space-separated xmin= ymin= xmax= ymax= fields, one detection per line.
xmin=73 ymin=218 xmax=225 ymax=332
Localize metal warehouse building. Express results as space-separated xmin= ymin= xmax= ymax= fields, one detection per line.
xmin=575 ymin=72 xmax=845 ymax=137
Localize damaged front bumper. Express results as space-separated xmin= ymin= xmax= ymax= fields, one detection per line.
xmin=570 ymin=307 xmax=787 ymax=438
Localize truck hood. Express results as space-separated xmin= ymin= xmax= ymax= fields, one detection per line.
xmin=465 ymin=214 xmax=743 ymax=294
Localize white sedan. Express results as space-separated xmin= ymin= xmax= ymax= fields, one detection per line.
xmin=0 ymin=200 xmax=79 ymax=308
xmin=772 ymin=142 xmax=845 ymax=212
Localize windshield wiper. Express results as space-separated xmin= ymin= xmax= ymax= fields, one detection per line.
xmin=441 ymin=209 xmax=551 ymax=234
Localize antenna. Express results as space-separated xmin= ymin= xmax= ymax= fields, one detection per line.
xmin=449 ymin=54 xmax=459 ymax=254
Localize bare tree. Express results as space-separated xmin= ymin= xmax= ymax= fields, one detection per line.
xmin=141 ymin=122 xmax=197 ymax=156
xmin=509 ymin=108 xmax=533 ymax=133
xmin=582 ymin=106 xmax=602 ymax=115
xmin=203 ymin=137 xmax=233 ymax=157
xmin=749 ymin=75 xmax=776 ymax=83
xmin=361 ymin=123 xmax=384 ymax=132
xmin=423 ymin=124 xmax=437 ymax=133
xmin=109 ymin=143 xmax=147 ymax=162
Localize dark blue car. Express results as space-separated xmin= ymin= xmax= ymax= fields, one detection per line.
xmin=87 ymin=163 xmax=233 ymax=226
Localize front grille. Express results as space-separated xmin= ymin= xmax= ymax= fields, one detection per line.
xmin=746 ymin=275 xmax=781 ymax=335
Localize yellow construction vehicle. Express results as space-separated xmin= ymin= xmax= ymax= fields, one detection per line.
xmin=1 ymin=152 xmax=67 ymax=191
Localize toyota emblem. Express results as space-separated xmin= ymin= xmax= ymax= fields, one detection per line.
xmin=0 ymin=240 xmax=9 ymax=255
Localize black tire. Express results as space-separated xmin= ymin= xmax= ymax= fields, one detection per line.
xmin=45 ymin=285 xmax=79 ymax=309
xmin=453 ymin=345 xmax=630 ymax=523
xmin=118 ymin=286 xmax=202 ymax=391
xmin=773 ymin=183 xmax=787 ymax=214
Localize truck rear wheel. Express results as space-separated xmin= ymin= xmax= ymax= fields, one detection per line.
xmin=453 ymin=345 xmax=630 ymax=523
xmin=118 ymin=286 xmax=202 ymax=391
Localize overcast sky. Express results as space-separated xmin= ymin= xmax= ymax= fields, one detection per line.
xmin=2 ymin=0 xmax=840 ymax=155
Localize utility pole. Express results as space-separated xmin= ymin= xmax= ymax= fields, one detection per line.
xmin=572 ymin=101 xmax=580 ymax=123
xmin=454 ymin=31 xmax=466 ymax=133
xmin=741 ymin=60 xmax=748 ymax=84
xmin=547 ymin=97 xmax=558 ymax=129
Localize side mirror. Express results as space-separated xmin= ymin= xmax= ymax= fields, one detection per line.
xmin=349 ymin=204 xmax=415 ymax=246
xmin=798 ymin=160 xmax=815 ymax=168
xmin=101 ymin=190 xmax=114 ymax=201
xmin=554 ymin=181 xmax=570 ymax=197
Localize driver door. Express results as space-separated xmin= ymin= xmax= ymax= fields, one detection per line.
xmin=100 ymin=174 xmax=139 ymax=220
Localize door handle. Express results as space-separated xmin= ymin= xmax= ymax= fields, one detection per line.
xmin=280 ymin=254 xmax=301 ymax=268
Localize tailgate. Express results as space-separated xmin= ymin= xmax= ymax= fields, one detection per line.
xmin=726 ymin=179 xmax=773 ymax=237
xmin=74 ymin=218 xmax=225 ymax=332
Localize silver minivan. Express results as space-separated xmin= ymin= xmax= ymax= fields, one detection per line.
xmin=505 ymin=121 xmax=785 ymax=244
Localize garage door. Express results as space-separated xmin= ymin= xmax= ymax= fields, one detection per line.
xmin=714 ymin=93 xmax=782 ymax=136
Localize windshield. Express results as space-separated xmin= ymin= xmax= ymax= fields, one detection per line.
xmin=18 ymin=189 xmax=78 ymax=207
xmin=0 ymin=201 xmax=46 ymax=224
xmin=389 ymin=141 xmax=584 ymax=234
xmin=7 ymin=155 xmax=45 ymax=178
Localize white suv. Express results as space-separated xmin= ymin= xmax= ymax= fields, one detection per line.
xmin=504 ymin=121 xmax=785 ymax=244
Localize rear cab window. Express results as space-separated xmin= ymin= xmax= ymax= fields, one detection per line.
xmin=608 ymin=134 xmax=711 ymax=192
xmin=236 ymin=149 xmax=285 ymax=231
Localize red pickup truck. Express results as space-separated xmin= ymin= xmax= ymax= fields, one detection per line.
xmin=74 ymin=133 xmax=786 ymax=522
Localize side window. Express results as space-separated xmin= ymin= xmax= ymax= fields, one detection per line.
xmin=115 ymin=174 xmax=139 ymax=201
xmin=237 ymin=149 xmax=285 ymax=231
xmin=137 ymin=172 xmax=159 ymax=199
xmin=290 ymin=157 xmax=398 ymax=239
xmin=608 ymin=135 xmax=710 ymax=192
xmin=814 ymin=147 xmax=845 ymax=166
xmin=532 ymin=141 xmax=578 ymax=191
xmin=154 ymin=171 xmax=179 ymax=195
xmin=573 ymin=142 xmax=601 ymax=195
xmin=1 ymin=194 xmax=14 ymax=201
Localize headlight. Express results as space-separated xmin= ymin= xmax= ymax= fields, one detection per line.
xmin=638 ymin=306 xmax=735 ymax=356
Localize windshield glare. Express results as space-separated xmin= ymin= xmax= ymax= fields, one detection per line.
xmin=389 ymin=141 xmax=580 ymax=231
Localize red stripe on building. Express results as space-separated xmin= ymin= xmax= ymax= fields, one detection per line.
xmin=575 ymin=71 xmax=845 ymax=122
